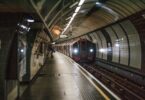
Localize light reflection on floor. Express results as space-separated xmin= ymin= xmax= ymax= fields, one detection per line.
xmin=20 ymin=52 xmax=104 ymax=100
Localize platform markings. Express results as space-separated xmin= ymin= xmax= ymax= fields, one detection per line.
xmin=59 ymin=52 xmax=121 ymax=100
xmin=77 ymin=64 xmax=121 ymax=100
xmin=75 ymin=63 xmax=110 ymax=100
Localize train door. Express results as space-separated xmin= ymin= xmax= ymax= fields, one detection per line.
xmin=80 ymin=40 xmax=87 ymax=61
xmin=72 ymin=42 xmax=80 ymax=61
xmin=88 ymin=42 xmax=96 ymax=61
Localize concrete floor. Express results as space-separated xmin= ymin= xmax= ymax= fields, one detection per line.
xmin=19 ymin=52 xmax=104 ymax=100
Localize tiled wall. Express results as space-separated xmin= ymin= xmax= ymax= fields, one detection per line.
xmin=129 ymin=10 xmax=145 ymax=71
xmin=82 ymin=11 xmax=143 ymax=70
xmin=30 ymin=31 xmax=50 ymax=80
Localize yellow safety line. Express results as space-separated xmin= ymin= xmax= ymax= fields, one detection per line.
xmin=62 ymin=56 xmax=110 ymax=99
xmin=59 ymin=52 xmax=120 ymax=100
xmin=77 ymin=66 xmax=110 ymax=100
xmin=75 ymin=63 xmax=110 ymax=99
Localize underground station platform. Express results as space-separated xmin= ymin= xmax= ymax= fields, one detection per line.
xmin=19 ymin=52 xmax=119 ymax=100
xmin=1 ymin=1 xmax=145 ymax=100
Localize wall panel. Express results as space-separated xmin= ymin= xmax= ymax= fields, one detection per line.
xmin=105 ymin=27 xmax=120 ymax=63
xmin=93 ymin=32 xmax=103 ymax=59
xmin=90 ymin=33 xmax=100 ymax=58
xmin=97 ymin=31 xmax=107 ymax=60
xmin=120 ymin=20 xmax=141 ymax=69
xmin=112 ymin=24 xmax=129 ymax=65
xmin=129 ymin=10 xmax=145 ymax=71
xmin=101 ymin=29 xmax=113 ymax=61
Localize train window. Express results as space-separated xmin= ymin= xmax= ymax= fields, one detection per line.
xmin=89 ymin=48 xmax=94 ymax=53
xmin=73 ymin=42 xmax=79 ymax=54
xmin=89 ymin=43 xmax=94 ymax=53
xmin=81 ymin=41 xmax=86 ymax=51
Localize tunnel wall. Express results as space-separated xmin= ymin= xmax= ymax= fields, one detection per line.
xmin=88 ymin=20 xmax=141 ymax=69
xmin=79 ymin=10 xmax=145 ymax=85
xmin=0 ymin=13 xmax=22 ymax=100
xmin=55 ymin=10 xmax=145 ymax=85
xmin=130 ymin=11 xmax=145 ymax=72
xmin=0 ymin=12 xmax=51 ymax=100
xmin=6 ymin=29 xmax=50 ymax=100
xmin=21 ymin=29 xmax=50 ymax=82
xmin=82 ymin=10 xmax=144 ymax=72
xmin=29 ymin=30 xmax=49 ymax=80
xmin=0 ymin=29 xmax=17 ymax=100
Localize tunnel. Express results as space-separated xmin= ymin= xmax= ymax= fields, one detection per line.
xmin=0 ymin=0 xmax=145 ymax=100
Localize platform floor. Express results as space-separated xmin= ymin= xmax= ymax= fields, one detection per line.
xmin=20 ymin=52 xmax=106 ymax=100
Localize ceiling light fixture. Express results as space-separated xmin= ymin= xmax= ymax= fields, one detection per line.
xmin=96 ymin=2 xmax=102 ymax=6
xmin=75 ymin=6 xmax=81 ymax=12
xmin=27 ymin=19 xmax=35 ymax=23
xmin=20 ymin=25 xmax=28 ymax=29
xmin=61 ymin=0 xmax=86 ymax=35
xmin=96 ymin=2 xmax=119 ymax=21
xmin=78 ymin=0 xmax=85 ymax=6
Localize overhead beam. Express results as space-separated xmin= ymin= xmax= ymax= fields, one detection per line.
xmin=44 ymin=0 xmax=62 ymax=21
xmin=47 ymin=3 xmax=71 ymax=27
xmin=29 ymin=0 xmax=53 ymax=41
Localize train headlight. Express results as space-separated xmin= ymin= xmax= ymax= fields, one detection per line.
xmin=90 ymin=48 xmax=94 ymax=53
xmin=73 ymin=48 xmax=78 ymax=54
xmin=20 ymin=49 xmax=24 ymax=53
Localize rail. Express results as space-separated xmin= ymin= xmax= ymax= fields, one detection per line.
xmin=82 ymin=64 xmax=145 ymax=100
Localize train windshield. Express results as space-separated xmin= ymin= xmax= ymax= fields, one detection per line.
xmin=81 ymin=41 xmax=86 ymax=51
xmin=73 ymin=43 xmax=79 ymax=54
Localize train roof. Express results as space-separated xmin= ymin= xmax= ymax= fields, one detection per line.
xmin=55 ymin=39 xmax=95 ymax=46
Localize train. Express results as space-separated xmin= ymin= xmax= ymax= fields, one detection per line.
xmin=55 ymin=39 xmax=96 ymax=63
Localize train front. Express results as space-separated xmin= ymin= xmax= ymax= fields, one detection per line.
xmin=72 ymin=39 xmax=96 ymax=63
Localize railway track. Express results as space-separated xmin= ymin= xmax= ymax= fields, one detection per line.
xmin=82 ymin=64 xmax=145 ymax=100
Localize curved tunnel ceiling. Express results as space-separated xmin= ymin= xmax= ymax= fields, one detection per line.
xmin=30 ymin=0 xmax=145 ymax=42
xmin=69 ymin=0 xmax=145 ymax=38
xmin=0 ymin=0 xmax=34 ymax=12
xmin=0 ymin=0 xmax=145 ymax=42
